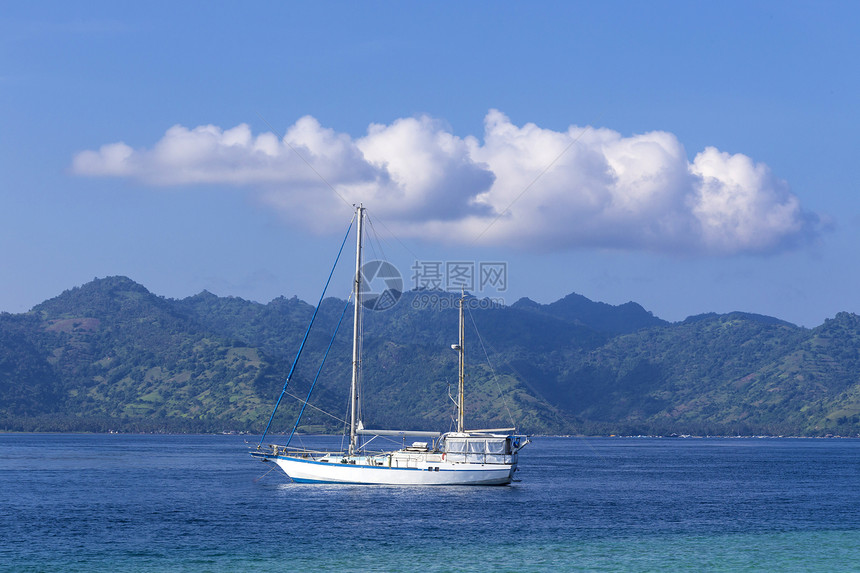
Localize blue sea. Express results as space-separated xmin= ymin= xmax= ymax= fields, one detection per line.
xmin=2 ymin=434 xmax=858 ymax=572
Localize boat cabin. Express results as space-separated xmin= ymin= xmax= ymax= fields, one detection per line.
xmin=442 ymin=435 xmax=518 ymax=465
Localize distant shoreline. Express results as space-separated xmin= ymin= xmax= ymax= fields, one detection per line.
xmin=2 ymin=431 xmax=858 ymax=439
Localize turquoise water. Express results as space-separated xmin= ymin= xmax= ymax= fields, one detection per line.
xmin=2 ymin=435 xmax=858 ymax=572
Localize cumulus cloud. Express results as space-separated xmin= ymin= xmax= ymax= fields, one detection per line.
xmin=71 ymin=110 xmax=823 ymax=255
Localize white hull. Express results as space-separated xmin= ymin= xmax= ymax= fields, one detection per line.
xmin=273 ymin=455 xmax=515 ymax=485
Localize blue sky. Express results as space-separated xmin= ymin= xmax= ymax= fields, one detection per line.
xmin=2 ymin=1 xmax=858 ymax=327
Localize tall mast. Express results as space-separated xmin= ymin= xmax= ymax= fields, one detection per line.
xmin=349 ymin=205 xmax=364 ymax=455
xmin=457 ymin=290 xmax=465 ymax=433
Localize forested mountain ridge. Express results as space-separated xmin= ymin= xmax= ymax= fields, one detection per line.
xmin=1 ymin=276 xmax=859 ymax=436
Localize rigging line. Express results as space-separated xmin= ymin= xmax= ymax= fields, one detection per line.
xmin=253 ymin=464 xmax=279 ymax=483
xmin=470 ymin=117 xmax=602 ymax=246
xmin=356 ymin=282 xmax=364 ymax=434
xmin=338 ymin=294 xmax=354 ymax=453
xmin=282 ymin=389 xmax=348 ymax=425
xmin=285 ymin=297 xmax=352 ymax=448
xmin=363 ymin=213 xmax=386 ymax=262
xmin=364 ymin=212 xmax=396 ymax=266
xmin=461 ymin=301 xmax=532 ymax=397
xmin=465 ymin=303 xmax=517 ymax=428
xmin=464 ymin=304 xmax=607 ymax=462
xmin=363 ymin=211 xmax=422 ymax=261
xmin=254 ymin=111 xmax=353 ymax=211
xmin=461 ymin=313 xmax=551 ymax=431
xmin=257 ymin=215 xmax=356 ymax=448
xmin=340 ymin=402 xmax=350 ymax=452
xmin=373 ymin=434 xmax=413 ymax=448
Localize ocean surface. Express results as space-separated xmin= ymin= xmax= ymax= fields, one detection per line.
xmin=2 ymin=434 xmax=859 ymax=572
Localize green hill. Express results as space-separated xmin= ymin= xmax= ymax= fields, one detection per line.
xmin=1 ymin=276 xmax=859 ymax=436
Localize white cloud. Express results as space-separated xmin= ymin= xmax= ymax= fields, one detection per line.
xmin=71 ymin=110 xmax=823 ymax=255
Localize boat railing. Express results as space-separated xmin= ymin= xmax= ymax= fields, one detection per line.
xmin=254 ymin=443 xmax=409 ymax=459
xmin=254 ymin=444 xmax=336 ymax=458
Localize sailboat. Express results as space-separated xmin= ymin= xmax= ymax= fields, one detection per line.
xmin=251 ymin=205 xmax=528 ymax=485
